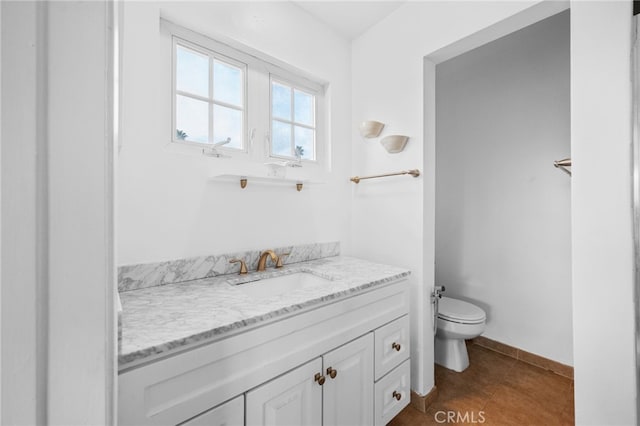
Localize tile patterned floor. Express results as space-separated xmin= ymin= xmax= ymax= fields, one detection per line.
xmin=390 ymin=343 xmax=574 ymax=425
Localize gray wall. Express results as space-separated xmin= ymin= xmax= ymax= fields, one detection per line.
xmin=435 ymin=11 xmax=572 ymax=364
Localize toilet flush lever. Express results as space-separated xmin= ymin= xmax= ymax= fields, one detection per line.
xmin=434 ymin=285 xmax=446 ymax=299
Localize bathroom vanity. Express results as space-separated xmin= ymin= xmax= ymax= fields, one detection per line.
xmin=118 ymin=256 xmax=411 ymax=426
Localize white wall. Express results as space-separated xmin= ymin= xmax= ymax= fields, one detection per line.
xmin=570 ymin=1 xmax=636 ymax=424
xmin=2 ymin=1 xmax=116 ymax=424
xmin=118 ymin=2 xmax=352 ymax=265
xmin=351 ymin=0 xmax=543 ymax=396
xmin=1 ymin=2 xmax=43 ymax=423
xmin=435 ymin=11 xmax=572 ymax=365
xmin=47 ymin=1 xmax=116 ymax=423
xmin=1 ymin=2 xmax=3 ymax=420
xmin=356 ymin=2 xmax=638 ymax=418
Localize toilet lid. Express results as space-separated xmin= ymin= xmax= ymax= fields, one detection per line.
xmin=438 ymin=297 xmax=486 ymax=323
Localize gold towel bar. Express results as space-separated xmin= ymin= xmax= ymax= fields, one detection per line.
xmin=554 ymin=158 xmax=572 ymax=176
xmin=350 ymin=169 xmax=421 ymax=184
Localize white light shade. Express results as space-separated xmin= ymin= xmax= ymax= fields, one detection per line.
xmin=380 ymin=135 xmax=409 ymax=153
xmin=359 ymin=120 xmax=385 ymax=138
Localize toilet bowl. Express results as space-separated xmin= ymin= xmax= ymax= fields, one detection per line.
xmin=435 ymin=296 xmax=486 ymax=372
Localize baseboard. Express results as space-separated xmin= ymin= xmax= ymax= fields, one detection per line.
xmin=410 ymin=386 xmax=439 ymax=413
xmin=470 ymin=335 xmax=573 ymax=379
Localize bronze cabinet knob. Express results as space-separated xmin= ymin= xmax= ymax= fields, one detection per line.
xmin=392 ymin=342 xmax=401 ymax=351
xmin=392 ymin=391 xmax=402 ymax=401
xmin=326 ymin=367 xmax=337 ymax=379
xmin=314 ymin=373 xmax=325 ymax=386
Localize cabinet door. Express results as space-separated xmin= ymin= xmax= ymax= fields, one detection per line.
xmin=322 ymin=333 xmax=374 ymax=426
xmin=246 ymin=358 xmax=322 ymax=426
xmin=182 ymin=395 xmax=244 ymax=426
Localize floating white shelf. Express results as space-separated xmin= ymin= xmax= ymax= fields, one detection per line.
xmin=213 ymin=174 xmax=320 ymax=191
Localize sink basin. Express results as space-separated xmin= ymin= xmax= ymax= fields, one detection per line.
xmin=233 ymin=272 xmax=331 ymax=299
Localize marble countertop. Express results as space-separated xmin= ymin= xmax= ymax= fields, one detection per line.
xmin=118 ymin=256 xmax=410 ymax=370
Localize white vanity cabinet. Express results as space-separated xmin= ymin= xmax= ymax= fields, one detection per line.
xmin=119 ymin=279 xmax=409 ymax=426
xmin=373 ymin=315 xmax=411 ymax=425
xmin=246 ymin=359 xmax=322 ymax=426
xmin=375 ymin=359 xmax=411 ymax=425
xmin=181 ymin=395 xmax=244 ymax=426
xmin=246 ymin=334 xmax=373 ymax=426
xmin=322 ymin=333 xmax=374 ymax=426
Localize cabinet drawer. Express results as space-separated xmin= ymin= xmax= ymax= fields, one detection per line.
xmin=374 ymin=315 xmax=410 ymax=380
xmin=374 ymin=359 xmax=410 ymax=426
xmin=182 ymin=395 xmax=244 ymax=426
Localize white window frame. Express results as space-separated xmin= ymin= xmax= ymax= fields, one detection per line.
xmin=172 ymin=37 xmax=248 ymax=152
xmin=162 ymin=18 xmax=328 ymax=174
xmin=269 ymin=76 xmax=318 ymax=163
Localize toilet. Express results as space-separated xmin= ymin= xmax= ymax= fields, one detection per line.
xmin=435 ymin=296 xmax=486 ymax=372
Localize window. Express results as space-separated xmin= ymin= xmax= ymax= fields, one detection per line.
xmin=271 ymin=79 xmax=316 ymax=161
xmin=173 ymin=41 xmax=246 ymax=150
xmin=165 ymin=19 xmax=326 ymax=170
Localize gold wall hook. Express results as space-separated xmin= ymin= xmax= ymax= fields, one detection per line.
xmin=553 ymin=158 xmax=572 ymax=176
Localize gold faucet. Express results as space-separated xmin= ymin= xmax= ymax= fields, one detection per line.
xmin=229 ymin=258 xmax=248 ymax=275
xmin=257 ymin=250 xmax=278 ymax=272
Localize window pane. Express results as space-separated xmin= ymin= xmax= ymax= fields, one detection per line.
xmin=213 ymin=60 xmax=243 ymax=107
xmin=272 ymin=82 xmax=291 ymax=121
xmin=294 ymin=89 xmax=314 ymax=126
xmin=176 ymin=95 xmax=208 ymax=143
xmin=294 ymin=126 xmax=315 ymax=160
xmin=213 ymin=105 xmax=243 ymax=149
xmin=272 ymin=120 xmax=292 ymax=157
xmin=176 ymin=45 xmax=209 ymax=98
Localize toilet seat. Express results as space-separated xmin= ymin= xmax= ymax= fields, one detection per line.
xmin=438 ymin=296 xmax=486 ymax=324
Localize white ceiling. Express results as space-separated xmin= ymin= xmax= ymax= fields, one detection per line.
xmin=292 ymin=1 xmax=406 ymax=40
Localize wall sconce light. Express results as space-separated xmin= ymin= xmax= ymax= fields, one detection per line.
xmin=359 ymin=120 xmax=385 ymax=138
xmin=380 ymin=135 xmax=409 ymax=153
